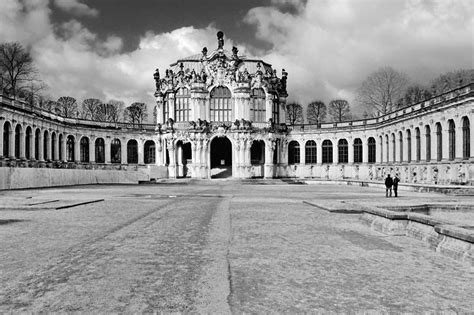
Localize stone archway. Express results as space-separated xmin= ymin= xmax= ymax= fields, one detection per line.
xmin=210 ymin=136 xmax=232 ymax=178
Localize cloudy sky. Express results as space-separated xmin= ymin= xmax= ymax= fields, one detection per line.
xmin=1 ymin=0 xmax=472 ymax=118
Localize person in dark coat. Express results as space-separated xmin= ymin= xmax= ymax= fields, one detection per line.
xmin=385 ymin=174 xmax=393 ymax=197
xmin=393 ymin=174 xmax=400 ymax=197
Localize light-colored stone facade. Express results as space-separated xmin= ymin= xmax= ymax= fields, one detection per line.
xmin=0 ymin=32 xmax=472 ymax=185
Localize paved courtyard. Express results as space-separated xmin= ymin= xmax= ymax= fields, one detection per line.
xmin=0 ymin=181 xmax=473 ymax=312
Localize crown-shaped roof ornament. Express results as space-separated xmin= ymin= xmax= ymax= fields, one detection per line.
xmin=217 ymin=31 xmax=224 ymax=49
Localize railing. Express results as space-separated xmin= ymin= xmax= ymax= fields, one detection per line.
xmin=288 ymin=83 xmax=473 ymax=132
xmin=2 ymin=83 xmax=472 ymax=133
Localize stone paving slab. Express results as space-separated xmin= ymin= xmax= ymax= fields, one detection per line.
xmin=0 ymin=183 xmax=473 ymax=312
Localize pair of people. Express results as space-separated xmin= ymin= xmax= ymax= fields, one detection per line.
xmin=385 ymin=174 xmax=400 ymax=197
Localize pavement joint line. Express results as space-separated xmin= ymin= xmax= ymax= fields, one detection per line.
xmin=55 ymin=199 xmax=105 ymax=210
xmin=27 ymin=200 xmax=60 ymax=206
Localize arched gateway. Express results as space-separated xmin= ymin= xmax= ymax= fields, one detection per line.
xmin=210 ymin=137 xmax=232 ymax=178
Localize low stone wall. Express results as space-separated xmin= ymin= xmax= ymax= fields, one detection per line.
xmin=0 ymin=167 xmax=151 ymax=190
xmin=360 ymin=206 xmax=474 ymax=265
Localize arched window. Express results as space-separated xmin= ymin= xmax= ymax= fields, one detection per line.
xmin=66 ymin=135 xmax=75 ymax=162
xmin=175 ymin=88 xmax=190 ymax=122
xmin=338 ymin=139 xmax=348 ymax=163
xmin=144 ymin=140 xmax=156 ymax=164
xmin=406 ymin=130 xmax=412 ymax=162
xmin=398 ymin=131 xmax=403 ymax=162
xmin=415 ymin=128 xmax=421 ymax=161
xmin=353 ymin=138 xmax=362 ymax=163
xmin=305 ymin=140 xmax=317 ymax=164
xmin=111 ymin=139 xmax=121 ymax=163
xmin=80 ymin=137 xmax=89 ymax=162
xmin=425 ymin=126 xmax=431 ymax=162
xmin=25 ymin=127 xmax=32 ymax=159
xmin=436 ymin=123 xmax=442 ymax=161
xmin=43 ymin=130 xmax=49 ymax=160
xmin=448 ymin=120 xmax=455 ymax=160
xmin=251 ymin=88 xmax=266 ymax=122
xmin=391 ymin=133 xmax=396 ymax=162
xmin=272 ymin=98 xmax=279 ymax=123
xmin=385 ymin=135 xmax=389 ymax=162
xmin=368 ymin=137 xmax=376 ymax=163
xmin=2 ymin=122 xmax=10 ymax=157
xmin=35 ymin=129 xmax=40 ymax=160
xmin=51 ymin=132 xmax=56 ymax=161
xmin=288 ymin=141 xmax=300 ymax=164
xmin=15 ymin=124 xmax=21 ymax=158
xmin=95 ymin=138 xmax=105 ymax=163
xmin=163 ymin=97 xmax=169 ymax=122
xmin=462 ymin=117 xmax=470 ymax=159
xmin=322 ymin=140 xmax=333 ymax=164
xmin=127 ymin=139 xmax=138 ymax=164
xmin=210 ymin=86 xmax=232 ymax=122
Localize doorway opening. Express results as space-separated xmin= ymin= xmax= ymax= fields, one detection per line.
xmin=210 ymin=136 xmax=232 ymax=178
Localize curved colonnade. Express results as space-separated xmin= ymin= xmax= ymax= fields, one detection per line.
xmin=0 ymin=83 xmax=473 ymax=184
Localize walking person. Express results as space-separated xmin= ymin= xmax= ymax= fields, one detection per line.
xmin=385 ymin=174 xmax=393 ymax=197
xmin=393 ymin=174 xmax=400 ymax=197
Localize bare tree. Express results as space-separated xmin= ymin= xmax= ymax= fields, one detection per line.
xmin=396 ymin=84 xmax=431 ymax=108
xmin=56 ymin=96 xmax=78 ymax=118
xmin=124 ymin=102 xmax=148 ymax=127
xmin=306 ymin=101 xmax=326 ymax=125
xmin=356 ymin=66 xmax=409 ymax=116
xmin=429 ymin=69 xmax=474 ymax=94
xmin=81 ymin=98 xmax=103 ymax=120
xmin=0 ymin=42 xmax=40 ymax=96
xmin=328 ymin=99 xmax=351 ymax=122
xmin=101 ymin=100 xmax=124 ymax=122
xmin=285 ymin=103 xmax=304 ymax=126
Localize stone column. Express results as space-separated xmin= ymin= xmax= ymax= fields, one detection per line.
xmin=442 ymin=127 xmax=450 ymax=161
xmin=264 ymin=140 xmax=275 ymax=178
xmin=376 ymin=136 xmax=382 ymax=164
xmin=105 ymin=138 xmax=111 ymax=164
xmin=155 ymin=137 xmax=163 ymax=166
xmin=37 ymin=131 xmax=44 ymax=161
xmin=8 ymin=125 xmax=15 ymax=158
xmin=279 ymin=97 xmax=286 ymax=126
xmin=362 ymin=139 xmax=368 ymax=163
xmin=168 ymin=94 xmax=176 ymax=121
xmin=89 ymin=137 xmax=95 ymax=163
xmin=420 ymin=128 xmax=426 ymax=162
xmin=177 ymin=144 xmax=183 ymax=177
xmin=54 ymin=135 xmax=60 ymax=161
xmin=74 ymin=136 xmax=80 ymax=162
xmin=167 ymin=139 xmax=177 ymax=178
xmin=299 ymin=142 xmax=305 ymax=165
xmin=332 ymin=140 xmax=338 ymax=164
xmin=19 ymin=130 xmax=26 ymax=159
xmin=121 ymin=139 xmax=127 ymax=164
xmin=138 ymin=139 xmax=144 ymax=165
xmin=430 ymin=127 xmax=437 ymax=162
xmin=348 ymin=139 xmax=354 ymax=164
xmin=46 ymin=133 xmax=52 ymax=161
xmin=155 ymin=96 xmax=164 ymax=125
xmin=317 ymin=141 xmax=323 ymax=165
xmin=30 ymin=131 xmax=35 ymax=160
xmin=455 ymin=123 xmax=463 ymax=160
xmin=61 ymin=135 xmax=67 ymax=162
